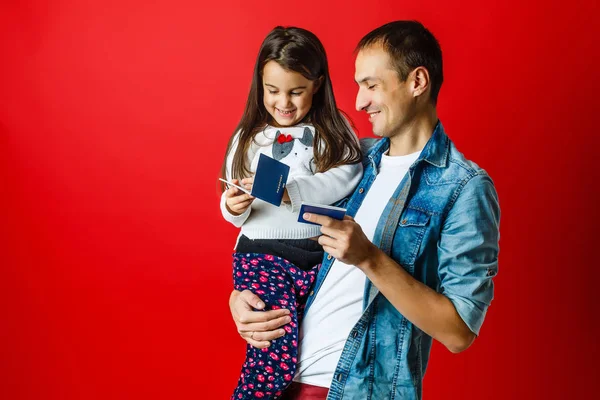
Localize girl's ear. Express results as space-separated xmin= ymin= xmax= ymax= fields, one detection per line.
xmin=313 ymin=76 xmax=324 ymax=94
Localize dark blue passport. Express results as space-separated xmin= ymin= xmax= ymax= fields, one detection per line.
xmin=251 ymin=153 xmax=290 ymax=206
xmin=297 ymin=202 xmax=347 ymax=225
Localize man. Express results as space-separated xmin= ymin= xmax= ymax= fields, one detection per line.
xmin=229 ymin=20 xmax=500 ymax=399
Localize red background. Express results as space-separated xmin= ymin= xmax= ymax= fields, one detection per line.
xmin=1 ymin=0 xmax=598 ymax=398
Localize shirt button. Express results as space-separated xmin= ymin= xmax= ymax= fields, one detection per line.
xmin=309 ymin=290 xmax=314 ymax=296
xmin=401 ymin=219 xmax=407 ymax=225
xmin=358 ymin=187 xmax=364 ymax=194
xmin=352 ymin=330 xmax=358 ymax=338
xmin=327 ymin=254 xmax=332 ymax=260
xmin=336 ymin=373 xmax=343 ymax=382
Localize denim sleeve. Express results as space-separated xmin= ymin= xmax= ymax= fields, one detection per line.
xmin=437 ymin=173 xmax=500 ymax=335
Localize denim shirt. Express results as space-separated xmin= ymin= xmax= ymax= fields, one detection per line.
xmin=303 ymin=122 xmax=500 ymax=400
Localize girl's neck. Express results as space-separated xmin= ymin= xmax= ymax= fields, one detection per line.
xmin=267 ymin=116 xmax=312 ymax=129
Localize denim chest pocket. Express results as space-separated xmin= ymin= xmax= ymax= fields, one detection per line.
xmin=391 ymin=208 xmax=431 ymax=268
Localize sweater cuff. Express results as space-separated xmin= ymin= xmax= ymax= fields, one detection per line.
xmin=284 ymin=179 xmax=303 ymax=213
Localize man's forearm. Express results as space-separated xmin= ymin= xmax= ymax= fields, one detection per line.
xmin=357 ymin=247 xmax=475 ymax=353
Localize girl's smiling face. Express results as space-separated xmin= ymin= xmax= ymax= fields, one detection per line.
xmin=262 ymin=60 xmax=321 ymax=127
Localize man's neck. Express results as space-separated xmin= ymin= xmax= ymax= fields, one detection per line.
xmin=388 ymin=108 xmax=438 ymax=157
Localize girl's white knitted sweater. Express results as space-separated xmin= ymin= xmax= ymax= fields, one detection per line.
xmin=220 ymin=123 xmax=363 ymax=241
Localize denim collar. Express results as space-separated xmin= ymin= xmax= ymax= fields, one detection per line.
xmin=366 ymin=120 xmax=449 ymax=171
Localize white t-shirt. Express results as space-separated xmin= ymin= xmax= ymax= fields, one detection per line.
xmin=294 ymin=149 xmax=421 ymax=388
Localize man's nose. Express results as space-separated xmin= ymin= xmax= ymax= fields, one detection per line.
xmin=356 ymin=89 xmax=370 ymax=111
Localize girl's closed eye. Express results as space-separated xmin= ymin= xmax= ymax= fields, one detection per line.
xmin=266 ymin=90 xmax=302 ymax=96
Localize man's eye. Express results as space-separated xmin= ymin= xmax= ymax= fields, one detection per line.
xmin=268 ymin=90 xmax=278 ymax=94
xmin=368 ymin=85 xmax=376 ymax=90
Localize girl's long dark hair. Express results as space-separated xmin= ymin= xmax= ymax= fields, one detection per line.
xmin=220 ymin=26 xmax=362 ymax=189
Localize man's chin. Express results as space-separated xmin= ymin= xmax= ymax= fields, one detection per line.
xmin=370 ymin=122 xmax=386 ymax=137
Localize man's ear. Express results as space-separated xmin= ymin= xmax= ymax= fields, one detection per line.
xmin=411 ymin=67 xmax=430 ymax=99
xmin=313 ymin=76 xmax=325 ymax=94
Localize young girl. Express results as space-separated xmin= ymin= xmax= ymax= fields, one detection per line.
xmin=220 ymin=26 xmax=362 ymax=400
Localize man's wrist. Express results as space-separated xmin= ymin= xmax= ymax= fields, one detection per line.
xmin=356 ymin=243 xmax=381 ymax=272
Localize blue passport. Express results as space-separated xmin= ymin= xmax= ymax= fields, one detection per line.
xmin=251 ymin=154 xmax=290 ymax=206
xmin=220 ymin=154 xmax=290 ymax=207
xmin=298 ymin=202 xmax=347 ymax=225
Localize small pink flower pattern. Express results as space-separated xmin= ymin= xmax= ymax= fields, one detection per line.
xmin=231 ymin=253 xmax=319 ymax=400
